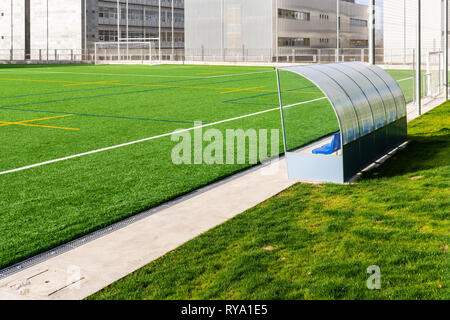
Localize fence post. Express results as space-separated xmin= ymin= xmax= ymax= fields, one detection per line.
xmin=318 ymin=49 xmax=321 ymax=64
xmin=440 ymin=51 xmax=444 ymax=90
xmin=361 ymin=49 xmax=364 ymax=62
xmin=426 ymin=50 xmax=431 ymax=96
xmin=412 ymin=48 xmax=416 ymax=105
xmin=201 ymin=45 xmax=204 ymax=62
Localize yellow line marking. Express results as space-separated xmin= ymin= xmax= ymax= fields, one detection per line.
xmin=0 ymin=78 xmax=121 ymax=87
xmin=221 ymin=86 xmax=265 ymax=94
xmin=0 ymin=77 xmax=324 ymax=95
xmin=0 ymin=78 xmax=73 ymax=84
xmin=16 ymin=114 xmax=74 ymax=123
xmin=283 ymin=90 xmax=324 ymax=95
xmin=0 ymin=77 xmax=273 ymax=93
xmin=62 ymin=80 xmax=121 ymax=87
xmin=0 ymin=121 xmax=79 ymax=131
xmin=0 ymin=114 xmax=78 ymax=130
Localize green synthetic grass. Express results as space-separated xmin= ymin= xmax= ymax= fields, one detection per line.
xmin=89 ymin=103 xmax=449 ymax=300
xmin=385 ymin=69 xmax=415 ymax=103
xmin=0 ymin=64 xmax=415 ymax=270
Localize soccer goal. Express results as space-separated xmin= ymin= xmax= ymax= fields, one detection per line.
xmin=426 ymin=51 xmax=444 ymax=98
xmin=94 ymin=39 xmax=160 ymax=65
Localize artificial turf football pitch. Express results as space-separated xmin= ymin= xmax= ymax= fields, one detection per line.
xmin=0 ymin=64 xmax=415 ymax=270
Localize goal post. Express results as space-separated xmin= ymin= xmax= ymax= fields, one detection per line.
xmin=94 ymin=38 xmax=160 ymax=65
xmin=426 ymin=51 xmax=444 ymax=98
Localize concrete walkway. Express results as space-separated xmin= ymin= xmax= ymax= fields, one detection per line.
xmin=0 ymin=96 xmax=444 ymax=300
xmin=407 ymin=96 xmax=445 ymax=122
xmin=0 ymin=159 xmax=295 ymax=300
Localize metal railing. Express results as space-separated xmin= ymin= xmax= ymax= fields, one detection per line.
xmin=0 ymin=47 xmax=439 ymax=66
xmin=1 ymin=46 xmax=445 ymax=113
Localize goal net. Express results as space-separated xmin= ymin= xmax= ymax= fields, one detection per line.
xmin=94 ymin=40 xmax=160 ymax=65
xmin=426 ymin=51 xmax=444 ymax=98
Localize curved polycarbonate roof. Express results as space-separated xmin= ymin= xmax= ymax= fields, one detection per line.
xmin=279 ymin=62 xmax=407 ymax=145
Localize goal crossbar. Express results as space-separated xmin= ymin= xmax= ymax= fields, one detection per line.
xmin=94 ymin=40 xmax=159 ymax=65
xmin=118 ymin=37 xmax=160 ymax=42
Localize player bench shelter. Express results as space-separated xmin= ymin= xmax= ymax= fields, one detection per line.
xmin=276 ymin=62 xmax=408 ymax=184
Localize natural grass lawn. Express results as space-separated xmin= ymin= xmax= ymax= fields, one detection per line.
xmin=90 ymin=102 xmax=449 ymax=300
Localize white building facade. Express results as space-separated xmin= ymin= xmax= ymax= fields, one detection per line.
xmin=185 ymin=0 xmax=371 ymax=62
xmin=0 ymin=0 xmax=184 ymax=61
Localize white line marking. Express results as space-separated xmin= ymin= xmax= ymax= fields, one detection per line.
xmin=0 ymin=97 xmax=327 ymax=176
xmin=397 ymin=76 xmax=414 ymax=82
xmin=204 ymin=71 xmax=274 ymax=79
xmin=0 ymin=69 xmax=273 ymax=80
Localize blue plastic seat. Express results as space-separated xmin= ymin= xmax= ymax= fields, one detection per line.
xmin=312 ymin=132 xmax=341 ymax=155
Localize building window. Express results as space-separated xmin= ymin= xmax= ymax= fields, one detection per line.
xmin=278 ymin=9 xmax=310 ymax=21
xmin=98 ymin=6 xmax=118 ymax=19
xmin=350 ymin=18 xmax=368 ymax=27
xmin=98 ymin=29 xmax=121 ymax=42
xmin=319 ymin=14 xmax=329 ymax=20
xmin=98 ymin=5 xmax=182 ymax=24
xmin=174 ymin=32 xmax=184 ymax=42
xmin=319 ymin=38 xmax=329 ymax=44
xmin=174 ymin=12 xmax=184 ymax=24
xmin=350 ymin=39 xmax=368 ymax=48
xmin=278 ymin=37 xmax=310 ymax=47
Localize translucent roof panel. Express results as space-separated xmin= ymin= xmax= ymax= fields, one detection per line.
xmin=334 ymin=63 xmax=386 ymax=130
xmin=343 ymin=62 xmax=398 ymax=123
xmin=276 ymin=70 xmax=339 ymax=152
xmin=282 ymin=65 xmax=360 ymax=145
xmin=366 ymin=64 xmax=407 ymax=119
xmin=279 ymin=62 xmax=407 ymax=146
xmin=317 ymin=64 xmax=374 ymax=136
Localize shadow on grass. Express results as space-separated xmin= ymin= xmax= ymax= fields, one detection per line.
xmin=362 ymin=133 xmax=450 ymax=180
